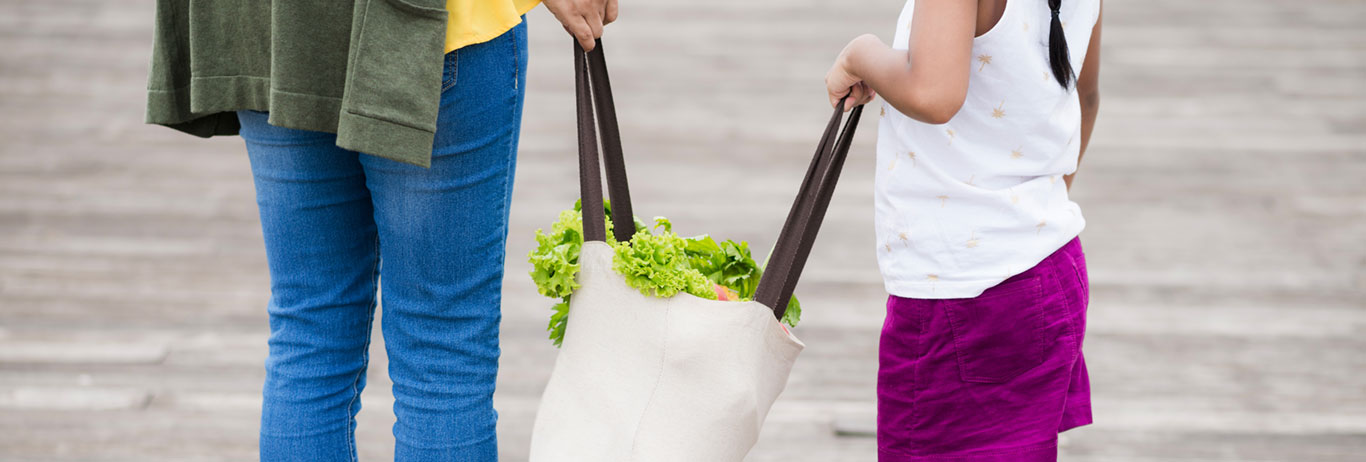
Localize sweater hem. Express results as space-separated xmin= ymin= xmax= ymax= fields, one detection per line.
xmin=146 ymin=75 xmax=432 ymax=166
xmin=335 ymin=109 xmax=436 ymax=168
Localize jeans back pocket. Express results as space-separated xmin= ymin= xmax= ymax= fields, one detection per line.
xmin=943 ymin=276 xmax=1047 ymax=384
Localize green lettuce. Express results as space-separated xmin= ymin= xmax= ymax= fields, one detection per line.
xmin=529 ymin=201 xmax=801 ymax=347
xmin=611 ymin=218 xmax=718 ymax=300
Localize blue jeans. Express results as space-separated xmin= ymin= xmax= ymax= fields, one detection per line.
xmin=237 ymin=20 xmax=526 ymax=462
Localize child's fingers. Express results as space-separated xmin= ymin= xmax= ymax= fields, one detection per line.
xmin=827 ymin=77 xmax=853 ymax=109
xmin=858 ymin=83 xmax=877 ymax=105
xmin=830 ymin=87 xmax=850 ymax=110
xmin=845 ymin=84 xmax=869 ymax=111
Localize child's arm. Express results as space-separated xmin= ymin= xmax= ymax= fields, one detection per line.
xmin=825 ymin=0 xmax=977 ymax=124
xmin=1066 ymin=3 xmax=1103 ymax=191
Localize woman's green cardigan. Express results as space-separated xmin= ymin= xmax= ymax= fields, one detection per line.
xmin=145 ymin=0 xmax=451 ymax=167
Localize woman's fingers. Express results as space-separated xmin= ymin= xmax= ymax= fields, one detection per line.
xmin=567 ymin=16 xmax=596 ymax=50
xmin=604 ymin=0 xmax=619 ymax=24
xmin=587 ymin=9 xmax=604 ymax=41
xmin=545 ymin=0 xmax=608 ymax=50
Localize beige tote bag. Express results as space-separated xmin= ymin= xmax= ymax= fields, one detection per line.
xmin=529 ymin=40 xmax=865 ymax=462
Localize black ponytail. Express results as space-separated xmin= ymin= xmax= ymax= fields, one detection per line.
xmin=1047 ymin=0 xmax=1074 ymax=88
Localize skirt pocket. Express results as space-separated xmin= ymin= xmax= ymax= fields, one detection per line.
xmin=943 ymin=276 xmax=1047 ymax=384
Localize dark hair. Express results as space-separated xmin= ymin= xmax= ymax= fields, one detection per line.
xmin=1047 ymin=0 xmax=1074 ymax=88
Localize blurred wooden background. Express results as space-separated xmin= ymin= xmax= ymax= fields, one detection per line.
xmin=1 ymin=0 xmax=1363 ymax=460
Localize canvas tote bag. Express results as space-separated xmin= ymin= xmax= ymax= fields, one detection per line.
xmin=529 ymin=40 xmax=864 ymax=462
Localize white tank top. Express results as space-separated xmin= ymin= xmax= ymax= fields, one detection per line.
xmin=875 ymin=0 xmax=1101 ymax=299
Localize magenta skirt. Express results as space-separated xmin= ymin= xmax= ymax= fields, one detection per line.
xmin=878 ymin=238 xmax=1092 ymax=461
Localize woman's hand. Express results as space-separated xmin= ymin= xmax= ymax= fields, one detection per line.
xmin=826 ymin=34 xmax=880 ymax=111
xmin=544 ymin=0 xmax=618 ymax=51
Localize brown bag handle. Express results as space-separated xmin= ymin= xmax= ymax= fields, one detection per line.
xmin=753 ymin=101 xmax=864 ymax=318
xmin=576 ymin=39 xmax=865 ymax=319
xmin=576 ymin=39 xmax=635 ymax=243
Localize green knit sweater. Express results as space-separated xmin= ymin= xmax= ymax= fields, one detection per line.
xmin=145 ymin=0 xmax=450 ymax=167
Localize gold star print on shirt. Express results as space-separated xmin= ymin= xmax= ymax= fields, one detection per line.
xmin=1011 ymin=146 xmax=1023 ymax=159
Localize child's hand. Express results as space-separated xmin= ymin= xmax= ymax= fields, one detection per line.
xmin=827 ymin=34 xmax=880 ymax=111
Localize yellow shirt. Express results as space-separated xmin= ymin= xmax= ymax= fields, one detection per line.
xmin=445 ymin=0 xmax=542 ymax=52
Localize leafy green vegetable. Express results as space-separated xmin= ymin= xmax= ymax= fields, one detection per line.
xmin=547 ymin=300 xmax=570 ymax=346
xmin=684 ymin=236 xmax=760 ymax=300
xmin=528 ymin=208 xmax=584 ymax=300
xmin=782 ymin=295 xmax=801 ymax=327
xmin=529 ymin=201 xmax=802 ymax=347
xmin=611 ymin=218 xmax=718 ymax=300
xmin=528 ymin=208 xmax=580 ymax=347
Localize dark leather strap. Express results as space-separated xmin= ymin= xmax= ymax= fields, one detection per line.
xmin=576 ymin=39 xmax=865 ymax=319
xmin=754 ymin=101 xmax=864 ymax=318
xmin=575 ymin=42 xmax=607 ymax=242
xmin=576 ymin=39 xmax=635 ymax=243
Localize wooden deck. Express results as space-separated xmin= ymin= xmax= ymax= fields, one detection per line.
xmin=1 ymin=0 xmax=1363 ymax=460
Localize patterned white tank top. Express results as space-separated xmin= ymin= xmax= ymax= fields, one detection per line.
xmin=875 ymin=0 xmax=1101 ymax=299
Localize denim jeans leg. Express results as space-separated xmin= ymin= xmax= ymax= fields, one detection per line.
xmin=239 ymin=110 xmax=380 ymax=462
xmin=358 ymin=20 xmax=526 ymax=462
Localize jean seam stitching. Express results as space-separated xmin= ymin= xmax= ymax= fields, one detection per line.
xmin=442 ymin=51 xmax=459 ymax=92
xmin=344 ymin=233 xmax=380 ymax=462
xmin=504 ymin=22 xmax=521 ymax=216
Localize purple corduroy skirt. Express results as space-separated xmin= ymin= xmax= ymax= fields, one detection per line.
xmin=878 ymin=238 xmax=1092 ymax=461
